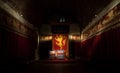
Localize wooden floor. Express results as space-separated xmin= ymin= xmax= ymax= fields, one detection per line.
xmin=0 ymin=59 xmax=119 ymax=73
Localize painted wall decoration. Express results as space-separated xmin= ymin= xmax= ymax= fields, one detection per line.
xmin=81 ymin=5 xmax=120 ymax=41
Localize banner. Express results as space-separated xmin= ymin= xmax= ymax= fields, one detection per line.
xmin=52 ymin=34 xmax=68 ymax=51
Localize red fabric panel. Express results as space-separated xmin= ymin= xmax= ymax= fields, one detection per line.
xmin=1 ymin=30 xmax=36 ymax=61
xmin=81 ymin=26 xmax=120 ymax=61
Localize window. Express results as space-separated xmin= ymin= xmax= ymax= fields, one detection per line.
xmin=60 ymin=17 xmax=65 ymax=22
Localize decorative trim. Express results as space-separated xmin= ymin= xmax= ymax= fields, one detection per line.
xmin=0 ymin=24 xmax=36 ymax=39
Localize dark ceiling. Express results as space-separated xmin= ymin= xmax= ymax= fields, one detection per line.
xmin=4 ymin=0 xmax=112 ymax=30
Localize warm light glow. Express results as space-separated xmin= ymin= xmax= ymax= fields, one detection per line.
xmin=57 ymin=50 xmax=64 ymax=54
xmin=48 ymin=36 xmax=52 ymax=39
xmin=50 ymin=51 xmax=55 ymax=54
xmin=69 ymin=35 xmax=80 ymax=40
xmin=81 ymin=34 xmax=83 ymax=41
xmin=69 ymin=35 xmax=72 ymax=39
xmin=40 ymin=36 xmax=52 ymax=41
